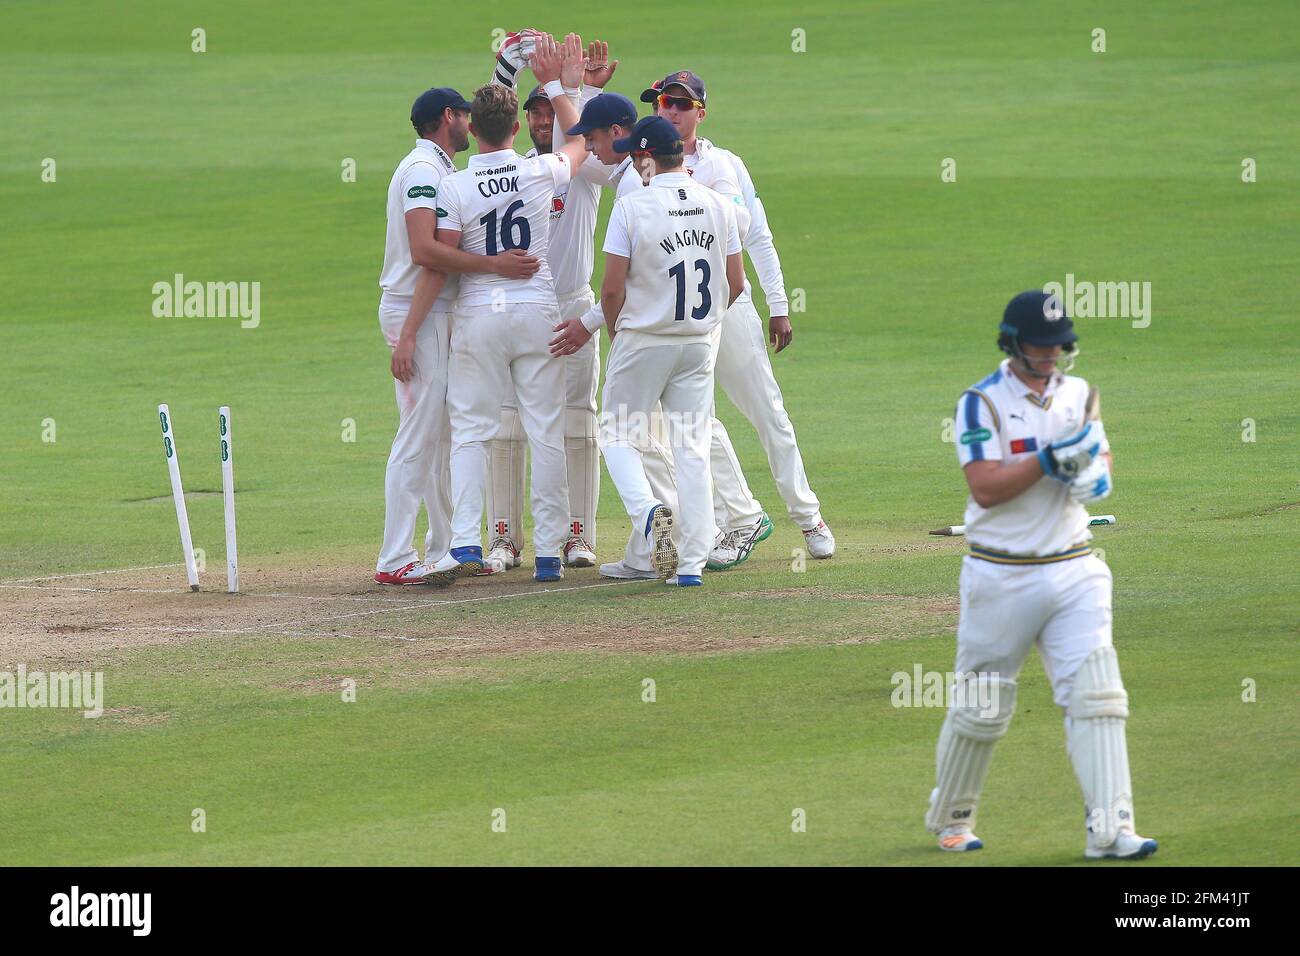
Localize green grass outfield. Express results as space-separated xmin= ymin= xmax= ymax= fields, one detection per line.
xmin=1 ymin=1 xmax=1296 ymax=864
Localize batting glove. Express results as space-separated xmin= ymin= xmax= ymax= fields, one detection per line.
xmin=492 ymin=30 xmax=540 ymax=88
xmin=1038 ymin=420 xmax=1107 ymax=483
xmin=1068 ymin=457 xmax=1112 ymax=504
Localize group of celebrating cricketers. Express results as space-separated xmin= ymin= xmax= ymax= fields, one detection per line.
xmin=371 ymin=30 xmax=1156 ymax=860
xmin=375 ymin=31 xmax=834 ymax=590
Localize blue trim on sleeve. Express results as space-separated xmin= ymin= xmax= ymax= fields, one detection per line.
xmin=964 ymin=391 xmax=985 ymax=461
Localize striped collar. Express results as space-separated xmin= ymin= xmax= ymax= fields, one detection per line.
xmin=1003 ymin=358 xmax=1063 ymax=408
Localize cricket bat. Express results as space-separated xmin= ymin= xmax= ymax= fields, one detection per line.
xmin=1085 ymin=385 xmax=1101 ymax=422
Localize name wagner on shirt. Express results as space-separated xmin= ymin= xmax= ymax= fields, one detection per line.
xmin=658 ymin=228 xmax=716 ymax=255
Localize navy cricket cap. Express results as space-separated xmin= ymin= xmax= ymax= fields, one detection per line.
xmin=522 ymin=84 xmax=548 ymax=110
xmin=566 ymin=93 xmax=638 ymax=136
xmin=411 ymin=87 xmax=471 ymax=128
xmin=613 ymin=116 xmax=684 ymax=156
xmin=1000 ymin=290 xmax=1078 ymax=347
xmin=640 ymin=70 xmax=706 ymax=104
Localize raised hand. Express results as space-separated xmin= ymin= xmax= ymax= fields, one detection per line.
xmin=529 ymin=33 xmax=561 ymax=85
xmin=583 ymin=40 xmax=618 ymax=88
xmin=560 ymin=33 xmax=584 ymax=89
xmin=492 ymin=29 xmax=541 ymax=89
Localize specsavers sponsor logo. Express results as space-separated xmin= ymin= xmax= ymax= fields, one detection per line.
xmin=961 ymin=428 xmax=991 ymax=445
xmin=407 ymin=185 xmax=437 ymax=199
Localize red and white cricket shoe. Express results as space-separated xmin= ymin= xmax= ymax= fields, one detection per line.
xmin=563 ymin=535 xmax=596 ymax=568
xmin=373 ymin=561 xmax=432 ymax=586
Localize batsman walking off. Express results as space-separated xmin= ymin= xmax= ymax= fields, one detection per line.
xmin=926 ymin=290 xmax=1156 ymax=859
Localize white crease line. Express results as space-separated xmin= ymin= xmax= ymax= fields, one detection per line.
xmin=0 ymin=563 xmax=183 ymax=584
xmin=1 ymin=584 xmax=183 ymax=595
xmin=0 ymin=583 xmax=437 ymax=605
xmin=94 ymin=625 xmax=469 ymax=643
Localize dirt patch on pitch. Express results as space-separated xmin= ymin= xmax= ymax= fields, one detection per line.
xmin=0 ymin=562 xmax=954 ymax=667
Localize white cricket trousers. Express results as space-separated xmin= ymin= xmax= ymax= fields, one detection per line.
xmin=376 ymin=306 xmax=451 ymax=573
xmin=621 ymin=410 xmax=679 ymax=571
xmin=711 ymin=296 xmax=822 ymax=530
xmin=447 ymin=306 xmax=568 ymax=557
xmin=956 ymin=553 xmax=1113 ymax=708
xmin=600 ymin=337 xmax=715 ymax=577
xmin=503 ymin=287 xmax=599 ymax=412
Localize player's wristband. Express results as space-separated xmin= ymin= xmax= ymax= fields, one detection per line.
xmin=543 ymin=80 xmax=567 ymax=100
xmin=579 ymin=304 xmax=605 ymax=334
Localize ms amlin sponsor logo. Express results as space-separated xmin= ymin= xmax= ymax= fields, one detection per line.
xmin=50 ymin=886 xmax=151 ymax=936
xmin=0 ymin=665 xmax=103 ymax=718
xmin=152 ymin=272 xmax=260 ymax=328
xmin=891 ymin=665 xmax=1001 ymax=717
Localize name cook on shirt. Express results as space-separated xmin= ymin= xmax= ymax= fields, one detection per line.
xmin=474 ymin=162 xmax=520 ymax=197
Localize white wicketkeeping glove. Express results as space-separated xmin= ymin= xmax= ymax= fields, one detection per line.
xmin=492 ymin=29 xmax=540 ymax=88
xmin=1069 ymin=457 xmax=1112 ymax=504
xmin=1038 ymin=420 xmax=1107 ymax=483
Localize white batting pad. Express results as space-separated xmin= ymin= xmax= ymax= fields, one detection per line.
xmin=925 ymin=676 xmax=1017 ymax=833
xmin=487 ymin=407 xmax=527 ymax=549
xmin=565 ymin=408 xmax=599 ymax=548
xmin=1067 ymin=645 xmax=1135 ymax=846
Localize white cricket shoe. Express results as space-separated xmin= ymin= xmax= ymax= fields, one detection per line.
xmin=487 ymin=536 xmax=520 ymax=570
xmin=563 ymin=535 xmax=596 ymax=568
xmin=937 ymin=825 xmax=983 ymax=852
xmin=706 ymin=529 xmax=743 ymax=571
xmin=599 ymin=561 xmax=658 ymax=581
xmin=802 ymin=520 xmax=836 ymax=559
xmin=1086 ymin=827 xmax=1158 ymax=860
xmin=647 ymin=504 xmax=677 ymax=580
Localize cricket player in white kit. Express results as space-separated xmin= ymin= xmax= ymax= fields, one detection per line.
xmin=551 ymin=101 xmax=686 ymax=582
xmin=414 ymin=36 xmax=593 ymax=586
xmin=646 ymin=72 xmax=836 ymax=568
xmin=482 ymin=41 xmax=630 ymax=572
xmin=375 ymin=87 xmax=541 ymax=585
xmin=927 ymin=290 xmax=1156 ymax=859
xmin=588 ymin=116 xmax=744 ymax=584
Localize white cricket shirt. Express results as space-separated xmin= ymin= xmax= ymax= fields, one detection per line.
xmin=378 ymin=139 xmax=460 ymax=312
xmin=527 ymin=85 xmax=612 ymax=298
xmin=955 ymin=359 xmax=1110 ymax=559
xmin=437 ymin=147 xmax=572 ymax=310
xmin=575 ymin=157 xmax=647 ymax=335
xmin=602 ymin=171 xmax=741 ymax=348
xmin=697 ymin=138 xmax=789 ymax=317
